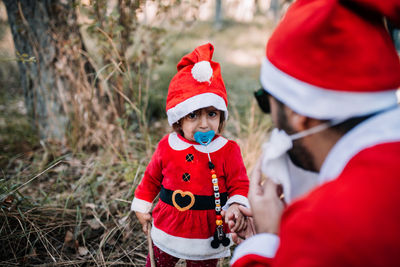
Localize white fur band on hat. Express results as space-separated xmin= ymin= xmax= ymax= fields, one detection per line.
xmin=260 ymin=58 xmax=399 ymax=120
xmin=166 ymin=93 xmax=228 ymax=125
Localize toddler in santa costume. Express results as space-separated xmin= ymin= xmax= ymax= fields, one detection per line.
xmin=131 ymin=43 xmax=250 ymax=267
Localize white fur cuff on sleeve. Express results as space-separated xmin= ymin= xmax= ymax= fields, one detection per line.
xmin=223 ymin=194 xmax=250 ymax=210
xmin=230 ymin=233 xmax=280 ymax=265
xmin=131 ymin=197 xmax=152 ymax=213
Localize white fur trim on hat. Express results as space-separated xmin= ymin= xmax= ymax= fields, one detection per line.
xmin=191 ymin=61 xmax=213 ymax=83
xmin=167 ymin=93 xmax=228 ymax=125
xmin=261 ymin=58 xmax=399 ymax=120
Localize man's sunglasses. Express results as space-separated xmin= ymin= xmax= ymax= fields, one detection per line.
xmin=254 ymin=88 xmax=271 ymax=113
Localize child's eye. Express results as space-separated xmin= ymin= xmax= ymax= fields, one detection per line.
xmin=187 ymin=112 xmax=197 ymax=119
xmin=208 ymin=111 xmax=218 ymax=117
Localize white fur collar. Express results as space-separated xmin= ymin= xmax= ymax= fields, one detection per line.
xmin=168 ymin=132 xmax=228 ymax=153
xmin=319 ymin=107 xmax=400 ymax=184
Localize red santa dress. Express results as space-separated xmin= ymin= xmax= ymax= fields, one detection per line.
xmin=132 ymin=132 xmax=249 ymax=260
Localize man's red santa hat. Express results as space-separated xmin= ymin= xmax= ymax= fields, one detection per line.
xmin=261 ymin=0 xmax=400 ymax=120
xmin=166 ymin=43 xmax=228 ymax=125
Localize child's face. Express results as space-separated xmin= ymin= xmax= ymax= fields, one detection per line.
xmin=181 ymin=106 xmax=221 ymax=142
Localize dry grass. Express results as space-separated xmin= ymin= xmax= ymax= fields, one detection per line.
xmin=230 ymin=101 xmax=272 ymax=175
xmin=1 ymin=148 xmax=147 ymax=266
xmin=1 ymin=206 xmax=146 ymax=266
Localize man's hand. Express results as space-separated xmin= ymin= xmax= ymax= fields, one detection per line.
xmin=135 ymin=211 xmax=152 ymax=235
xmin=249 ymin=158 xmax=285 ymax=234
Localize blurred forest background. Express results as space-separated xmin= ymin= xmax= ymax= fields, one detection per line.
xmin=0 ymin=0 xmax=287 ymax=265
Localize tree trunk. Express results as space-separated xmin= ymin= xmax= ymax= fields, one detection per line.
xmin=215 ymin=0 xmax=222 ymax=30
xmin=270 ymin=0 xmax=280 ymax=24
xmin=3 ymin=0 xmax=94 ymax=141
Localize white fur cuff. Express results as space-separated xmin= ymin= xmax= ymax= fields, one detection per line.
xmin=223 ymin=194 xmax=250 ymax=210
xmin=230 ymin=233 xmax=280 ymax=265
xmin=131 ymin=197 xmax=152 ymax=213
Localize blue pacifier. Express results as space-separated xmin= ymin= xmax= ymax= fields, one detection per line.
xmin=194 ymin=130 xmax=215 ymax=146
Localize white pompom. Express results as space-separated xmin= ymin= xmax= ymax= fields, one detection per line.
xmin=191 ymin=61 xmax=213 ymax=83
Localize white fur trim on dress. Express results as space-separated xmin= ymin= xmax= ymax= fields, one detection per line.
xmin=319 ymin=107 xmax=400 ymax=184
xmin=151 ymin=224 xmax=232 ymax=260
xmin=261 ymin=58 xmax=399 ymax=120
xmin=167 ymin=93 xmax=228 ymax=125
xmin=223 ymin=194 xmax=250 ymax=209
xmin=168 ymin=132 xmax=228 ymax=153
xmin=230 ymin=233 xmax=280 ymax=265
xmin=131 ymin=197 xmax=152 ymax=213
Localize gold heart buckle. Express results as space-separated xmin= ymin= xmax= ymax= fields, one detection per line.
xmin=172 ymin=190 xmax=195 ymax=212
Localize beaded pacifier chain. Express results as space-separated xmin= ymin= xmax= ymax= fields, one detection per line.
xmin=194 ymin=131 xmax=230 ymax=249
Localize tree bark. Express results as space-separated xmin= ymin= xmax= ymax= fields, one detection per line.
xmin=3 ymin=0 xmax=94 ymax=141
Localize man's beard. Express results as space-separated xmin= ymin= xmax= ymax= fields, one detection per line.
xmin=276 ymin=105 xmax=318 ymax=172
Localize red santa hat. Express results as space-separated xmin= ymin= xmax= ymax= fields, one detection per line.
xmin=261 ymin=0 xmax=400 ymax=120
xmin=166 ymin=43 xmax=228 ymax=125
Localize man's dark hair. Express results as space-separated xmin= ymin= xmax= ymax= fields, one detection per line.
xmin=330 ymin=115 xmax=373 ymax=134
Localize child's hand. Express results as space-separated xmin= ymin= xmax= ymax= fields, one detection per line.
xmin=226 ymin=206 xmax=256 ymax=244
xmin=225 ymin=203 xmax=247 ymax=233
xmin=135 ymin=211 xmax=152 ymax=235
xmin=222 ymin=205 xmax=256 ymax=244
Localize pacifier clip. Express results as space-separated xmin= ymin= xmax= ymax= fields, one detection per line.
xmin=194 ymin=131 xmax=230 ymax=248
xmin=209 ymin=160 xmax=230 ymax=248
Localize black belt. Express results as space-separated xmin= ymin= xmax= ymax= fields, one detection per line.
xmin=160 ymin=186 xmax=228 ymax=211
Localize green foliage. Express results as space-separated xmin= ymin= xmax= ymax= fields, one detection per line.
xmin=0 ymin=51 xmax=36 ymax=63
xmin=14 ymin=51 xmax=36 ymax=63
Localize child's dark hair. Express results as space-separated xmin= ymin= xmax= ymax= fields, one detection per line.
xmin=173 ymin=111 xmax=226 ymax=136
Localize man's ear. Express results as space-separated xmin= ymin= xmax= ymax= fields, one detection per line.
xmin=285 ymin=107 xmax=319 ymax=131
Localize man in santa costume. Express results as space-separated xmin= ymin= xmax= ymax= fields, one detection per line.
xmin=230 ymin=0 xmax=400 ymax=266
